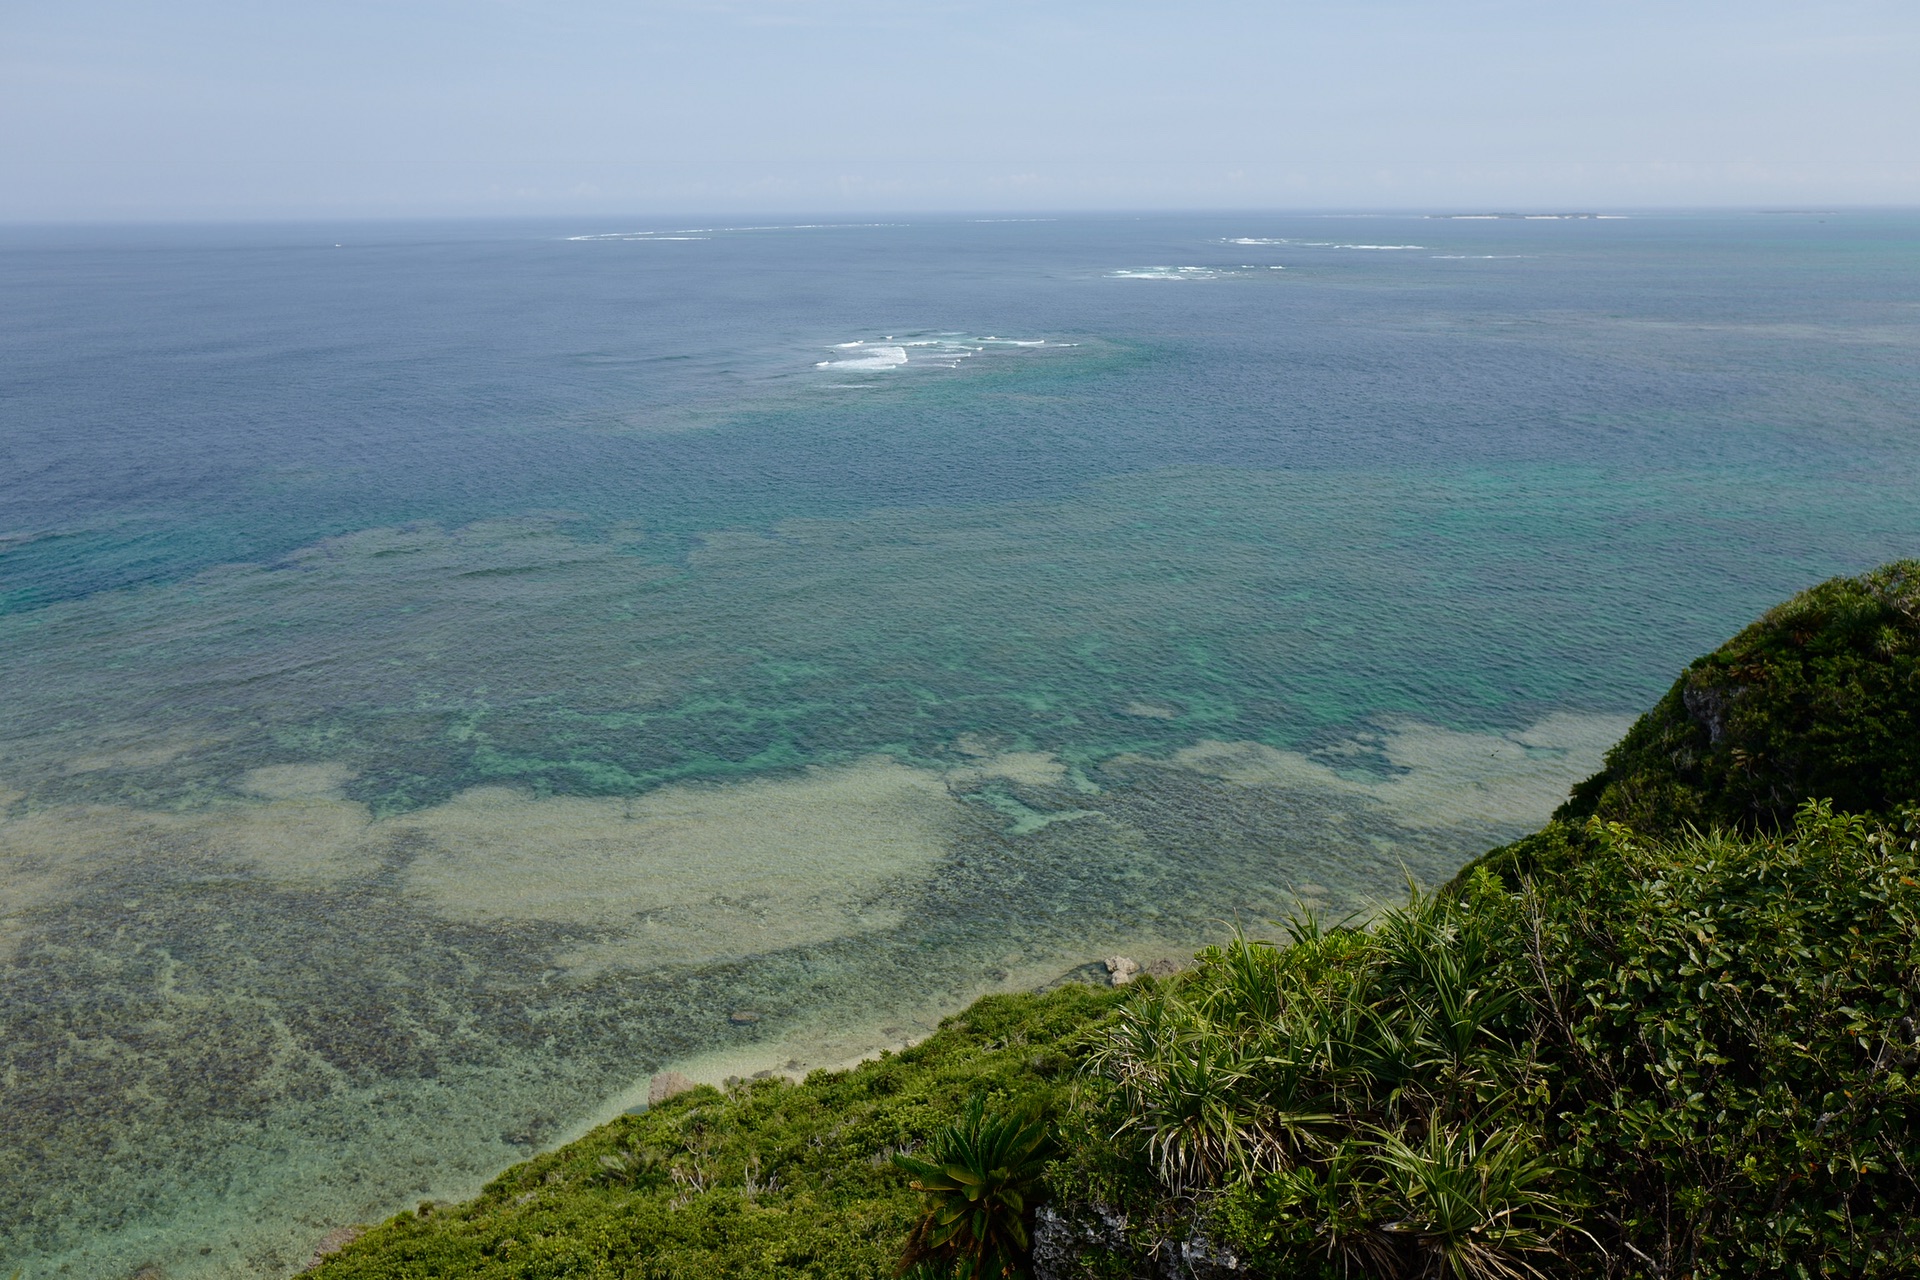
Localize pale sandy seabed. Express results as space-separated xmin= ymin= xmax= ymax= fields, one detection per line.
xmin=0 ymin=709 xmax=1628 ymax=1280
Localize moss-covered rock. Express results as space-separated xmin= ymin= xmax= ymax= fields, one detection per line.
xmin=1558 ymin=560 xmax=1920 ymax=835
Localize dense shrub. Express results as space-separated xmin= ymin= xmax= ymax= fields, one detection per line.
xmin=1056 ymin=804 xmax=1920 ymax=1279
xmin=1057 ymin=889 xmax=1573 ymax=1280
xmin=1558 ymin=560 xmax=1920 ymax=836
xmin=1536 ymin=804 xmax=1920 ymax=1276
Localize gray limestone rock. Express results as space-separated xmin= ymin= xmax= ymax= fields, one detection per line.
xmin=1033 ymin=1201 xmax=1249 ymax=1280
xmin=1032 ymin=1202 xmax=1133 ymax=1280
xmin=646 ymin=1070 xmax=698 ymax=1105
xmin=1036 ymin=1205 xmax=1121 ymax=1274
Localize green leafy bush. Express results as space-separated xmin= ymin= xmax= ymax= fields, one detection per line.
xmin=1534 ymin=804 xmax=1920 ymax=1275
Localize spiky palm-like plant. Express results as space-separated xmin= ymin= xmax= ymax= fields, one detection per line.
xmin=1373 ymin=1121 xmax=1570 ymax=1280
xmin=894 ymin=1095 xmax=1053 ymax=1280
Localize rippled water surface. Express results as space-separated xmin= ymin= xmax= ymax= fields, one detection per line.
xmin=2 ymin=212 xmax=1917 ymax=1277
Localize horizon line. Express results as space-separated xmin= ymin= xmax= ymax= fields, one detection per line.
xmin=2 ymin=203 xmax=1915 ymax=230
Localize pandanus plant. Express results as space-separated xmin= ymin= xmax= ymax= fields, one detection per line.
xmin=894 ymin=1094 xmax=1053 ymax=1280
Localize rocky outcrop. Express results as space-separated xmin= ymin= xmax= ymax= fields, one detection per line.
xmin=1681 ymin=682 xmax=1739 ymax=747
xmin=1032 ymin=1202 xmax=1132 ymax=1280
xmin=1175 ymin=1228 xmax=1248 ymax=1278
xmin=647 ymin=1070 xmax=698 ymax=1105
xmin=1032 ymin=1202 xmax=1247 ymax=1280
xmin=302 ymin=1226 xmax=366 ymax=1272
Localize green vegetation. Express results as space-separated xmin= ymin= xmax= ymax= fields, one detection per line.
xmin=895 ymin=1095 xmax=1053 ymax=1280
xmin=1559 ymin=559 xmax=1920 ymax=836
xmin=1056 ymin=804 xmax=1920 ymax=1278
xmin=1060 ymin=894 xmax=1575 ymax=1279
xmin=309 ymin=564 xmax=1920 ymax=1279
xmin=308 ymin=985 xmax=1129 ymax=1280
xmin=1466 ymin=559 xmax=1919 ymax=890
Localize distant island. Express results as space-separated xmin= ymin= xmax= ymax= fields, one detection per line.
xmin=1426 ymin=212 xmax=1614 ymax=220
xmin=307 ymin=562 xmax=1920 ymax=1280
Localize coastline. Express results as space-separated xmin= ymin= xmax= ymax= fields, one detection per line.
xmin=291 ymin=952 xmax=1172 ymax=1274
xmin=1 ymin=710 xmax=1616 ymax=1280
xmin=546 ymin=946 xmax=1185 ymax=1151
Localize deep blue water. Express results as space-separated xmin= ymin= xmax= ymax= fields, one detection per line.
xmin=1 ymin=212 xmax=1916 ymax=1277
xmin=7 ymin=215 xmax=1910 ymax=609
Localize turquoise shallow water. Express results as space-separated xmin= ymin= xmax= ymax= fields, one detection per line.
xmin=1 ymin=212 xmax=1917 ymax=1277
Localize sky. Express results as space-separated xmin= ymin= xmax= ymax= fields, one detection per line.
xmin=2 ymin=0 xmax=1918 ymax=221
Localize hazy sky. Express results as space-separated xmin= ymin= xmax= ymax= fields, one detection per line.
xmin=4 ymin=0 xmax=1917 ymax=220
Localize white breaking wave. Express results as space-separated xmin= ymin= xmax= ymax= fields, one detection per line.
xmin=808 ymin=330 xmax=1072 ymax=377
xmin=1109 ymin=266 xmax=1230 ymax=280
xmin=815 ymin=345 xmax=909 ymax=370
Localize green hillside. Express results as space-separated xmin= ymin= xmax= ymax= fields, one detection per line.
xmin=1559 ymin=559 xmax=1920 ymax=836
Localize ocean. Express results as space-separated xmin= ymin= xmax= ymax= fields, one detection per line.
xmin=1 ymin=211 xmax=1916 ymax=1277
